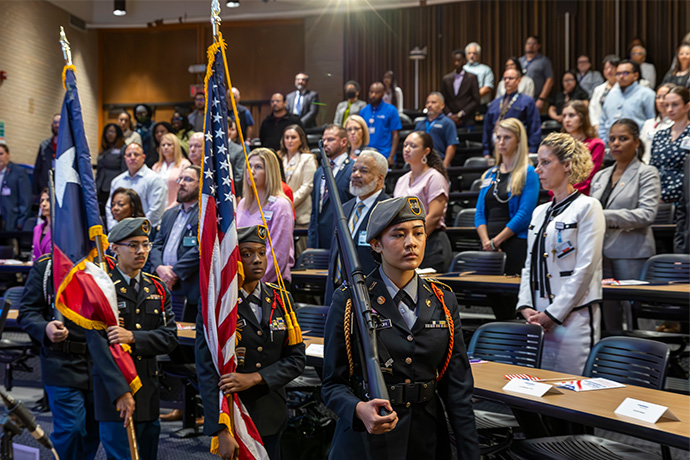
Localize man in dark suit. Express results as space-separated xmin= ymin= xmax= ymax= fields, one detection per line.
xmin=149 ymin=165 xmax=200 ymax=321
xmin=0 ymin=143 xmax=32 ymax=231
xmin=324 ymin=150 xmax=390 ymax=304
xmin=307 ymin=125 xmax=353 ymax=249
xmin=286 ymin=73 xmax=320 ymax=129
xmin=441 ymin=50 xmax=481 ymax=127
xmin=33 ymin=114 xmax=60 ymax=200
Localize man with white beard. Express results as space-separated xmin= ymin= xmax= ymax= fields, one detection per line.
xmin=325 ymin=150 xmax=390 ymax=304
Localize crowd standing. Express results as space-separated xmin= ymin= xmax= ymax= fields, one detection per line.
xmin=2 ymin=33 xmax=688 ymax=460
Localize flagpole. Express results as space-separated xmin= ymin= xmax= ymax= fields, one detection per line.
xmin=59 ymin=26 xmax=139 ymax=460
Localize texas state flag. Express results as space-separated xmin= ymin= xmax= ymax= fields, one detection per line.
xmin=53 ymin=65 xmax=141 ymax=394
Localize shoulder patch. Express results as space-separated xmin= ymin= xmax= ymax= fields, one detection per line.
xmin=426 ymin=278 xmax=454 ymax=293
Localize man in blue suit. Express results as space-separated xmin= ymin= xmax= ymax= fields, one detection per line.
xmin=307 ymin=125 xmax=353 ymax=249
xmin=149 ymin=165 xmax=200 ymax=321
xmin=482 ymin=68 xmax=542 ymax=156
xmin=0 ymin=144 xmax=32 ymax=231
xmin=324 ymin=150 xmax=390 ymax=304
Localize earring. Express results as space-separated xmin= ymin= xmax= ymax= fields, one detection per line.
xmin=421 ymin=155 xmax=428 ymax=164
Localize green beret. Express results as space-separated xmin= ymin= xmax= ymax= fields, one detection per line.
xmin=366 ymin=196 xmax=426 ymax=242
xmin=237 ymin=225 xmax=267 ymax=245
xmin=108 ymin=218 xmax=151 ymax=243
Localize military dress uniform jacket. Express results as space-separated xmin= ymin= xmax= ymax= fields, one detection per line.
xmin=18 ymin=256 xmax=92 ymax=390
xmin=321 ymin=271 xmax=479 ymax=460
xmin=86 ymin=267 xmax=177 ymax=423
xmin=196 ymin=283 xmax=306 ymax=437
xmin=517 ymin=193 xmax=605 ymax=374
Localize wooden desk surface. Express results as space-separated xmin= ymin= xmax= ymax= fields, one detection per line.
xmin=472 ymin=361 xmax=690 ymax=449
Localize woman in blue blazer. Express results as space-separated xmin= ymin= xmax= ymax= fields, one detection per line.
xmin=475 ymin=118 xmax=540 ymax=274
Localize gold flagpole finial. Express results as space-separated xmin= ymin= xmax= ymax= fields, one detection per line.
xmin=59 ymin=26 xmax=72 ymax=66
xmin=211 ymin=0 xmax=221 ymax=39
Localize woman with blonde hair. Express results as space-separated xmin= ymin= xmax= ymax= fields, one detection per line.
xmin=517 ymin=133 xmax=605 ymax=375
xmin=238 ymin=148 xmax=295 ymax=284
xmin=277 ymin=125 xmax=317 ymax=230
xmin=475 ymin=118 xmax=539 ymax=275
xmin=344 ymin=115 xmax=370 ymax=159
xmin=152 ymin=132 xmax=191 ymax=209
xmin=561 ymin=100 xmax=605 ymax=194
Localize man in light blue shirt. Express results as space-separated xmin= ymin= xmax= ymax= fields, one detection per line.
xmin=414 ymin=92 xmax=459 ymax=167
xmin=106 ymin=142 xmax=167 ymax=229
xmin=359 ymin=82 xmax=402 ymax=166
xmin=464 ymin=42 xmax=495 ymax=105
xmin=598 ymin=60 xmax=655 ymax=143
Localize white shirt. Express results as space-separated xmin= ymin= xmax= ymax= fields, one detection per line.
xmin=240 ymin=283 xmax=263 ymax=323
xmin=349 ymin=189 xmax=382 ymax=236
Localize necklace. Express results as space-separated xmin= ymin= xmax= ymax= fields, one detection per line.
xmin=492 ymin=170 xmax=511 ymax=204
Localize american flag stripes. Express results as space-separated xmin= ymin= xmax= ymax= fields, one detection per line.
xmin=199 ymin=35 xmax=268 ymax=460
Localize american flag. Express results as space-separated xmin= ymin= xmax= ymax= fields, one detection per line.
xmin=199 ymin=37 xmax=268 ymax=459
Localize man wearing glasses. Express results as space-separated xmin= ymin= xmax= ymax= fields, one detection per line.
xmin=598 ymin=60 xmax=655 ymax=142
xmin=150 ymin=165 xmax=201 ymax=321
xmin=106 ymin=142 xmax=167 ymax=230
xmin=89 ymin=217 xmax=177 ymax=460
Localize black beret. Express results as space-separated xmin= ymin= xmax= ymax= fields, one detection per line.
xmin=366 ymin=196 xmax=426 ymax=242
xmin=237 ymin=225 xmax=268 ymax=245
xmin=108 ymin=218 xmax=151 ymax=243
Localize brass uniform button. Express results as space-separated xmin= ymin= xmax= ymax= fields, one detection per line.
xmin=405 ymin=357 xmax=412 ymax=365
xmin=546 ymin=273 xmax=552 ymax=278
xmin=154 ymin=309 xmax=159 ymax=314
xmin=137 ymin=356 xmax=142 ymax=361
xmin=549 ymin=294 xmax=555 ymax=299
xmin=543 ymin=253 xmax=549 ymax=258
xmin=135 ymin=324 xmax=142 ymax=330
xmin=407 ymin=335 xmax=413 ymax=342
xmin=543 ymin=233 xmax=547 ymax=238
xmin=135 ymin=308 xmax=140 ymax=314
xmin=255 ymin=363 xmax=262 ymax=369
xmin=405 ymin=402 xmax=411 ymax=408
xmin=404 ymin=379 xmax=411 ymax=384
xmin=257 ymin=346 xmax=263 ymax=352
xmin=257 ymin=331 xmax=263 ymax=336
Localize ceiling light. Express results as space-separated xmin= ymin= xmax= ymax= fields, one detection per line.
xmin=226 ymin=0 xmax=240 ymax=7
xmin=113 ymin=0 xmax=126 ymax=16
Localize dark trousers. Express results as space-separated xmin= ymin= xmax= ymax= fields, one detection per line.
xmin=45 ymin=385 xmax=100 ymax=460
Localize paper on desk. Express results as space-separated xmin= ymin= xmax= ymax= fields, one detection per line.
xmin=602 ymin=279 xmax=650 ymax=286
xmin=306 ymin=344 xmax=324 ymax=358
xmin=556 ymin=378 xmax=625 ymax=391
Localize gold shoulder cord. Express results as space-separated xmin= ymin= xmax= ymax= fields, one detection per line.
xmin=344 ymin=298 xmax=355 ymax=378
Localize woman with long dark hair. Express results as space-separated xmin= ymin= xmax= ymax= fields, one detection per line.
xmin=394 ymin=131 xmax=451 ymax=272
xmin=383 ymin=70 xmax=404 ymax=113
xmin=95 ymin=123 xmax=126 ymax=214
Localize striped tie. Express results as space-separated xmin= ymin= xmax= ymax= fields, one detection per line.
xmin=334 ymin=202 xmax=366 ymax=286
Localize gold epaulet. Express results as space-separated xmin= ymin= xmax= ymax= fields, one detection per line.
xmin=143 ymin=272 xmax=163 ymax=283
xmin=425 ymin=278 xmax=454 ymax=293
xmin=265 ymin=282 xmax=288 ymax=293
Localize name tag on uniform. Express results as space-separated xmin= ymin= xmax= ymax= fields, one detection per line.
xmin=375 ymin=319 xmax=392 ymax=330
xmin=270 ymin=318 xmax=286 ymax=331
xmin=264 ymin=210 xmax=274 ymax=221
xmin=555 ymin=240 xmax=576 ymax=259
xmin=358 ymin=231 xmax=370 ymax=246
xmin=183 ymin=236 xmax=197 ymax=247
xmin=118 ymin=301 xmax=127 ymax=310
xmin=681 ymin=138 xmax=690 ymax=150
xmin=237 ymin=318 xmax=247 ymax=328
xmin=425 ymin=320 xmax=448 ymax=329
xmin=1 ymin=187 xmax=10 ymax=196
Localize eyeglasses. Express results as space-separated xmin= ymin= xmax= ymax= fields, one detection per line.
xmin=176 ymin=176 xmax=198 ymax=184
xmin=616 ymin=71 xmax=632 ymax=77
xmin=115 ymin=242 xmax=153 ymax=252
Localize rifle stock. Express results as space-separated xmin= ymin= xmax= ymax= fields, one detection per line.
xmin=318 ymin=141 xmax=390 ymax=410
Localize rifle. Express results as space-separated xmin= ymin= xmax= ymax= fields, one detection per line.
xmin=317 ymin=140 xmax=390 ymax=412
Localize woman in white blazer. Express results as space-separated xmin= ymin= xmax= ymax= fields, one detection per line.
xmin=518 ymin=133 xmax=605 ymax=375
xmin=590 ymin=119 xmax=660 ymax=331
